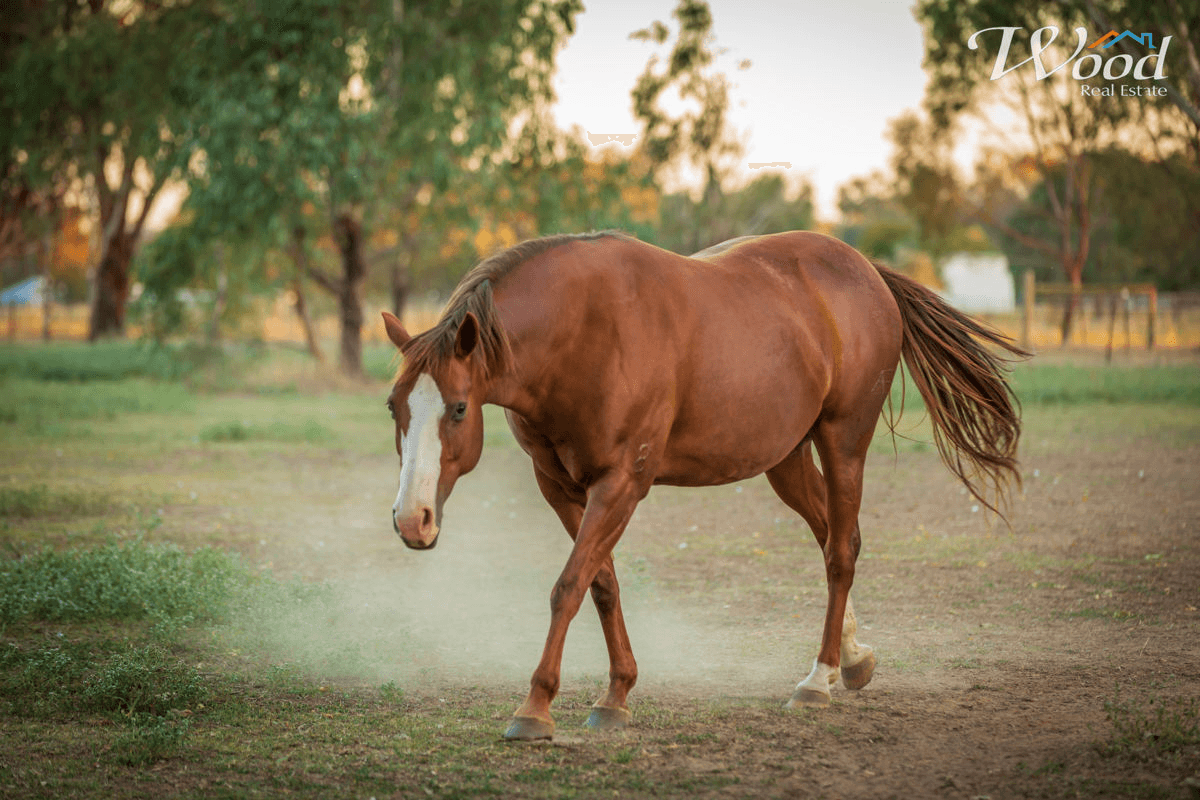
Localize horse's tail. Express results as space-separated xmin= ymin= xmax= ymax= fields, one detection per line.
xmin=874 ymin=261 xmax=1030 ymax=517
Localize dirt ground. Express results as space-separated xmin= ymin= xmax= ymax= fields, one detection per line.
xmin=202 ymin=393 xmax=1200 ymax=799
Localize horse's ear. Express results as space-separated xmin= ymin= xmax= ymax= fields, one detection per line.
xmin=455 ymin=312 xmax=479 ymax=360
xmin=382 ymin=311 xmax=410 ymax=349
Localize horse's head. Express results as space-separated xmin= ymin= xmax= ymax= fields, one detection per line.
xmin=382 ymin=310 xmax=486 ymax=550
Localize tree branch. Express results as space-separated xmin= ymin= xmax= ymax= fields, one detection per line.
xmin=1081 ymin=0 xmax=1200 ymax=129
xmin=304 ymin=263 xmax=341 ymax=295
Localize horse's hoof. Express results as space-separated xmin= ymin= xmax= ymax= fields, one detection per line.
xmin=585 ymin=705 xmax=632 ymax=731
xmin=786 ymin=688 xmax=831 ymax=709
xmin=841 ymin=651 xmax=876 ymax=690
xmin=504 ymin=715 xmax=555 ymax=741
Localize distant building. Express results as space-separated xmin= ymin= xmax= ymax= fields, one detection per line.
xmin=0 ymin=276 xmax=47 ymax=306
xmin=939 ymin=253 xmax=1015 ymax=313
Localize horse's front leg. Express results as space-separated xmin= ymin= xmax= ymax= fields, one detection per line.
xmin=585 ymin=555 xmax=637 ymax=730
xmin=530 ymin=468 xmax=638 ymax=731
xmin=505 ymin=472 xmax=643 ymax=740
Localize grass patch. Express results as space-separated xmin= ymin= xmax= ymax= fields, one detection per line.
xmin=887 ymin=361 xmax=1200 ymax=411
xmin=0 ymin=340 xmax=218 ymax=382
xmin=0 ymin=539 xmax=249 ymax=629
xmin=79 ymin=643 xmax=208 ymax=716
xmin=1102 ymin=686 xmax=1200 ymax=762
xmin=0 ymin=484 xmax=111 ymax=519
xmin=1 ymin=639 xmax=207 ymax=717
xmin=0 ymin=377 xmax=194 ymax=435
xmin=111 ymin=712 xmax=193 ymax=766
xmin=1010 ymin=363 xmax=1200 ymax=406
xmin=197 ymin=418 xmax=334 ymax=444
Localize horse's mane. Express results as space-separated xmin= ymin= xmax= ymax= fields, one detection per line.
xmin=397 ymin=230 xmax=631 ymax=381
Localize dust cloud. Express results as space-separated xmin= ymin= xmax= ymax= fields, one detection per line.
xmin=223 ymin=444 xmax=794 ymax=698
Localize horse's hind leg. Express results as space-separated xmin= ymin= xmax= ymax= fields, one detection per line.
xmin=531 ymin=467 xmax=637 ymax=731
xmin=766 ymin=441 xmax=875 ymax=704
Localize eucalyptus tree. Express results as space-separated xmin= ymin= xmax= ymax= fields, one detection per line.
xmin=2 ymin=0 xmax=213 ymax=340
xmin=175 ymin=0 xmax=583 ymax=377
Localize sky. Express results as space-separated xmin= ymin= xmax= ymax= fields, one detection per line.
xmin=550 ymin=0 xmax=930 ymax=220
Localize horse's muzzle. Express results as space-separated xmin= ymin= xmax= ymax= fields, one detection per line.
xmin=394 ymin=505 xmax=439 ymax=550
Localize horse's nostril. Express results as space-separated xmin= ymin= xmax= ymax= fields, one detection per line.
xmin=420 ymin=506 xmax=434 ymax=531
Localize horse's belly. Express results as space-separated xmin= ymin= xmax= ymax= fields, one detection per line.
xmin=652 ymin=411 xmax=815 ymax=487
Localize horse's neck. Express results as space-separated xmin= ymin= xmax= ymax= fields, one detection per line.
xmin=480 ymin=338 xmax=534 ymax=419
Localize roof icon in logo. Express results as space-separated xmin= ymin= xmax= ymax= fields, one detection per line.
xmin=1087 ymin=30 xmax=1157 ymax=49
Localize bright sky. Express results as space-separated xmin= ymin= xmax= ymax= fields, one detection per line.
xmin=552 ymin=0 xmax=930 ymax=220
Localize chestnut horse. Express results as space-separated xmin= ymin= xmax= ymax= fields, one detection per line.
xmin=382 ymin=230 xmax=1025 ymax=740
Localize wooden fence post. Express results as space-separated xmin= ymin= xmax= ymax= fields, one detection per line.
xmin=1022 ymin=270 xmax=1035 ymax=351
xmin=1147 ymin=287 xmax=1157 ymax=350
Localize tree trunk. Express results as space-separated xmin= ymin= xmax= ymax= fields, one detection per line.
xmin=333 ymin=213 xmax=366 ymax=379
xmin=1059 ymin=285 xmax=1080 ymax=347
xmin=40 ymin=231 xmax=54 ymax=341
xmin=1058 ymin=260 xmax=1085 ymax=347
xmin=292 ymin=277 xmax=323 ymax=361
xmin=206 ymin=244 xmax=227 ymax=345
xmin=391 ymin=259 xmax=410 ymax=320
xmin=88 ymin=231 xmax=135 ymax=340
xmin=286 ymin=226 xmax=325 ymax=362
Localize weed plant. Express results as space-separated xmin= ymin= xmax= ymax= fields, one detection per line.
xmin=1103 ymin=685 xmax=1200 ymax=762
xmin=0 ymin=538 xmax=249 ymax=630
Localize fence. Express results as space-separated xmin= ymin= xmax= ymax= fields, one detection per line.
xmin=1016 ymin=271 xmax=1200 ymax=354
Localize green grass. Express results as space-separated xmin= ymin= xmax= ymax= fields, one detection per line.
xmin=1102 ymin=685 xmax=1200 ymax=762
xmin=0 ymin=484 xmax=111 ymax=519
xmin=888 ymin=360 xmax=1200 ymax=411
xmin=1010 ymin=363 xmax=1200 ymax=406
xmin=0 ymin=340 xmax=217 ymax=382
xmin=0 ymin=377 xmax=195 ymax=436
xmin=197 ymin=418 xmax=334 ymax=444
xmin=0 ymin=538 xmax=250 ymax=628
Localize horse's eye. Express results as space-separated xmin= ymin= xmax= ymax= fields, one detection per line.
xmin=386 ymin=401 xmax=395 ymax=420
xmin=450 ymin=402 xmax=467 ymax=422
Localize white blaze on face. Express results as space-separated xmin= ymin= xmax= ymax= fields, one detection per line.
xmin=393 ymin=373 xmax=445 ymax=524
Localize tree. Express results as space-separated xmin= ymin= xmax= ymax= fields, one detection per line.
xmin=172 ymin=0 xmax=583 ymax=377
xmin=655 ymin=172 xmax=813 ymax=255
xmin=2 ymin=1 xmax=207 ymax=340
xmin=887 ymin=111 xmax=965 ymax=263
xmin=630 ymin=0 xmax=744 ymax=215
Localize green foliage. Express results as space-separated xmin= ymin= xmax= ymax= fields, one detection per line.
xmin=0 ymin=639 xmax=98 ymax=716
xmin=912 ymin=1 xmax=1200 ymax=292
xmin=379 ymin=680 xmax=405 ymax=705
xmin=158 ymin=0 xmax=586 ymax=363
xmin=654 ymin=172 xmax=815 ymax=255
xmin=0 ymin=639 xmax=205 ymax=717
xmin=1085 ymin=150 xmax=1200 ymax=291
xmin=631 ymin=0 xmax=740 ymax=179
xmin=887 ymin=111 xmax=965 ymax=262
xmin=836 ymin=171 xmax=915 ymax=259
xmin=0 ymin=540 xmax=250 ymax=628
